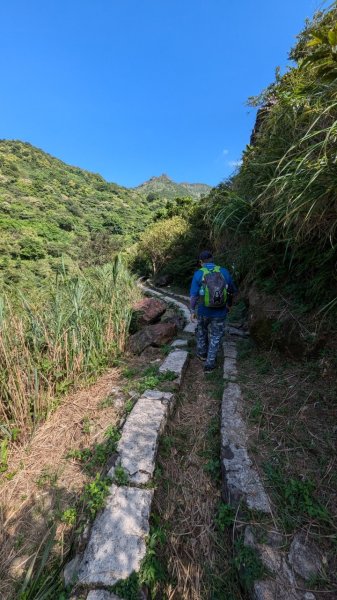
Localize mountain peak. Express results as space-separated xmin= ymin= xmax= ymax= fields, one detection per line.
xmin=148 ymin=173 xmax=172 ymax=183
xmin=135 ymin=173 xmax=211 ymax=201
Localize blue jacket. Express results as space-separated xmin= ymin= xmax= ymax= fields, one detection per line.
xmin=190 ymin=262 xmax=236 ymax=318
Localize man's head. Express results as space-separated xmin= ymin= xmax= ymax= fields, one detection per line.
xmin=199 ymin=250 xmax=213 ymax=265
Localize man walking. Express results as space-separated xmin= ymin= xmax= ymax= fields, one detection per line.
xmin=190 ymin=250 xmax=236 ymax=373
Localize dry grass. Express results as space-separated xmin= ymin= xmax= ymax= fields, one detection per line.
xmin=237 ymin=340 xmax=337 ymax=594
xmin=153 ymin=357 xmax=245 ymax=600
xmin=0 ymin=366 xmax=125 ymax=600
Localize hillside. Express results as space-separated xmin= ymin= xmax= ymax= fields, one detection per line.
xmin=0 ymin=142 xmax=211 ymax=288
xmin=0 ymin=142 xmax=154 ymax=287
xmin=135 ymin=173 xmax=211 ymax=201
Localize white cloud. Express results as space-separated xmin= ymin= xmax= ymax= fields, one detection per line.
xmin=222 ymin=149 xmax=229 ymax=156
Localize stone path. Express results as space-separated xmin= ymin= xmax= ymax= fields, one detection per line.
xmin=221 ymin=336 xmax=320 ymax=600
xmin=66 ymin=291 xmax=192 ymax=598
xmin=66 ymin=286 xmax=320 ymax=599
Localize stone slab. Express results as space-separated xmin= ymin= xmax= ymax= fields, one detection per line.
xmin=253 ymin=580 xmax=301 ymax=600
xmin=226 ymin=325 xmax=249 ymax=338
xmin=223 ymin=342 xmax=237 ymax=359
xmin=184 ymin=321 xmax=197 ymax=333
xmin=109 ymin=391 xmax=172 ymax=484
xmin=223 ymin=356 xmax=237 ymax=380
xmin=171 ymin=338 xmax=188 ymax=348
xmin=87 ymin=591 xmax=122 ymax=600
xmin=288 ymin=534 xmax=323 ymax=581
xmin=221 ymin=384 xmax=271 ymax=513
xmin=78 ymin=485 xmax=153 ymax=587
xmin=159 ymin=349 xmax=189 ymax=384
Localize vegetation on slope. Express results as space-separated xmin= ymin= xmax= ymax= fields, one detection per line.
xmin=0 ymin=140 xmax=162 ymax=286
xmin=147 ymin=5 xmax=337 ymax=319
xmin=135 ymin=173 xmax=210 ymax=202
xmin=0 ymin=257 xmax=137 ymax=443
xmin=210 ymin=5 xmax=337 ymax=314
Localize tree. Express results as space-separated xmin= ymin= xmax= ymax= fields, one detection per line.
xmin=138 ymin=216 xmax=188 ymax=275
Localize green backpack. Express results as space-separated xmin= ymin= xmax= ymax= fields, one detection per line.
xmin=200 ymin=266 xmax=228 ymax=308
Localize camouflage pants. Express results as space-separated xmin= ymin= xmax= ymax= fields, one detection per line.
xmin=196 ymin=316 xmax=226 ymax=368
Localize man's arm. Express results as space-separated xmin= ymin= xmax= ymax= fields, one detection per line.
xmin=190 ymin=270 xmax=201 ymax=315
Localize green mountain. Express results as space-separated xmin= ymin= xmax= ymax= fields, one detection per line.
xmin=0 ymin=140 xmax=161 ymax=286
xmin=135 ymin=173 xmax=211 ymax=201
xmin=0 ymin=141 xmax=211 ymax=289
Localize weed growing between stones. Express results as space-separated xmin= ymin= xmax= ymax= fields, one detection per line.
xmin=233 ymin=537 xmax=267 ymax=592
xmin=113 ymin=465 xmax=129 ymax=486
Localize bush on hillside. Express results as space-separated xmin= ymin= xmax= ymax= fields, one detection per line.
xmin=135 ymin=216 xmax=189 ymax=275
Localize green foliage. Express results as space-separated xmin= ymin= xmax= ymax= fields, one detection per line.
xmin=0 ymin=258 xmax=137 ymax=437
xmin=61 ymin=508 xmax=77 ymax=526
xmin=114 ymin=465 xmax=129 ymax=486
xmin=135 ymin=173 xmax=210 ymax=202
xmin=111 ymin=571 xmax=140 ymax=599
xmin=264 ymin=462 xmax=332 ymax=531
xmin=18 ymin=526 xmax=68 ymax=600
xmin=215 ymin=502 xmax=236 ymax=530
xmin=83 ymin=474 xmax=112 ymax=519
xmin=0 ymin=140 xmax=169 ymax=288
xmin=66 ymin=426 xmax=121 ymax=475
xmin=233 ymin=537 xmax=266 ymax=591
xmin=195 ymin=4 xmax=337 ymax=314
xmin=135 ymin=216 xmax=189 ymax=275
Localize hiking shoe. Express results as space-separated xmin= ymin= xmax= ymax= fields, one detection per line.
xmin=197 ymin=354 xmax=207 ymax=362
xmin=204 ymin=364 xmax=216 ymax=374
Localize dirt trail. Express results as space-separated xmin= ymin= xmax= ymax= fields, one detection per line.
xmin=152 ymin=355 xmax=245 ymax=600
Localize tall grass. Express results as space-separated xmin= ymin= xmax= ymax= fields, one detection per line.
xmin=206 ymin=6 xmax=337 ymax=312
xmin=0 ymin=257 xmax=138 ymax=437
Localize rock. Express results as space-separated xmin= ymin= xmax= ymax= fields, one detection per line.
xmin=288 ymin=534 xmax=323 ymax=581
xmin=133 ymin=297 xmax=166 ymax=326
xmin=221 ymin=383 xmax=271 ymax=513
xmin=78 ymin=485 xmax=153 ymax=587
xmin=108 ymin=391 xmax=173 ymax=484
xmin=161 ymin=314 xmax=185 ymax=329
xmin=87 ymin=591 xmax=122 ymax=600
xmin=171 ymin=338 xmax=188 ymax=348
xmin=304 ymin=594 xmax=316 ymax=600
xmin=223 ymin=356 xmax=237 ymax=381
xmin=63 ymin=555 xmax=80 ymax=587
xmin=129 ymin=322 xmax=177 ymax=354
xmin=154 ymin=274 xmax=173 ymax=287
xmin=254 ymin=580 xmax=301 ymax=600
xmin=159 ymin=349 xmax=189 ymax=385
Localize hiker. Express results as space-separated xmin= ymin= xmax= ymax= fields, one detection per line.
xmin=190 ymin=250 xmax=236 ymax=373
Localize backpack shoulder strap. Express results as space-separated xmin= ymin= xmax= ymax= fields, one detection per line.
xmin=200 ymin=267 xmax=210 ymax=278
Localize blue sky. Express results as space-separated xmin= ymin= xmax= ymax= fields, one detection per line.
xmin=0 ymin=0 xmax=321 ymax=188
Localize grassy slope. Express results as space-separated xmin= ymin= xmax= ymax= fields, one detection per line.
xmin=0 ymin=140 xmax=163 ymax=287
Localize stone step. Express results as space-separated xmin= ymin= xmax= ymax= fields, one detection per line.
xmin=108 ymin=390 xmax=173 ymax=485
xmin=78 ymin=485 xmax=153 ymax=587
xmin=159 ymin=349 xmax=189 ymax=384
xmin=221 ymin=383 xmax=271 ymax=513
